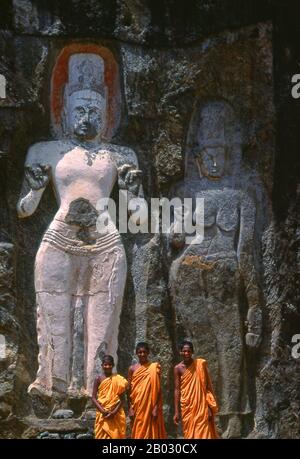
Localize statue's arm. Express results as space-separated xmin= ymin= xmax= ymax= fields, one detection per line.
xmin=111 ymin=146 xmax=143 ymax=199
xmin=168 ymin=181 xmax=188 ymax=251
xmin=237 ymin=194 xmax=262 ymax=349
xmin=17 ymin=144 xmax=51 ymax=218
xmin=110 ymin=146 xmax=147 ymax=228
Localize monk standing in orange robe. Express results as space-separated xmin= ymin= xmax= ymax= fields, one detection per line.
xmin=128 ymin=342 xmax=167 ymax=439
xmin=92 ymin=355 xmax=128 ymax=439
xmin=173 ymin=340 xmax=219 ymax=439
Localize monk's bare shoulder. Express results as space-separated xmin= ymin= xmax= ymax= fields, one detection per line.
xmin=94 ymin=374 xmax=105 ymax=385
xmin=174 ymin=362 xmax=185 ymax=376
xmin=129 ymin=363 xmax=140 ymax=375
xmin=154 ymin=362 xmax=162 ymax=374
xmin=128 ymin=363 xmax=137 ymax=375
xmin=92 ymin=375 xmax=103 ymax=392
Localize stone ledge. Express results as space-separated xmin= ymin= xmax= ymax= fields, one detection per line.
xmin=21 ymin=416 xmax=92 ymax=439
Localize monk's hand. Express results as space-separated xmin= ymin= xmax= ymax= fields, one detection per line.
xmin=104 ymin=410 xmax=115 ymax=419
xmin=173 ymin=412 xmax=179 ymax=426
xmin=152 ymin=405 xmax=158 ymax=420
xmin=128 ymin=405 xmax=135 ymax=419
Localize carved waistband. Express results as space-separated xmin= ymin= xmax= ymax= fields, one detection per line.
xmin=42 ymin=228 xmax=122 ymax=256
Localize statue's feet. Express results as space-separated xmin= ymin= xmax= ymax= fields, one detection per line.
xmin=67 ymin=385 xmax=88 ymax=399
xmin=222 ymin=415 xmax=242 ymax=439
xmin=28 ymin=380 xmax=52 ymax=399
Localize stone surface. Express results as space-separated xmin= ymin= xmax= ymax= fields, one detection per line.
xmin=21 ymin=416 xmax=91 ymax=439
xmin=63 ymin=432 xmax=76 ymax=439
xmin=0 ymin=242 xmax=18 ymax=424
xmin=81 ymin=409 xmax=96 ymax=421
xmin=0 ymin=0 xmax=299 ymax=440
xmin=52 ymin=409 xmax=74 ymax=419
xmin=76 ymin=433 xmax=93 ymax=439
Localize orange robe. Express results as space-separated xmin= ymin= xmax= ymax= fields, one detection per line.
xmin=94 ymin=374 xmax=128 ymax=439
xmin=131 ymin=362 xmax=167 ymax=439
xmin=180 ymin=358 xmax=219 ymax=439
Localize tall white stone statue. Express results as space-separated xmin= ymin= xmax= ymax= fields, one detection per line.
xmin=17 ymin=51 xmax=142 ymax=399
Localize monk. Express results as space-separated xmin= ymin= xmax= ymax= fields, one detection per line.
xmin=173 ymin=340 xmax=219 ymax=439
xmin=92 ymin=355 xmax=128 ymax=439
xmin=128 ymin=342 xmax=167 ymax=439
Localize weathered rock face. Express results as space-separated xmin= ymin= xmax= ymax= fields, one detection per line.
xmin=0 ymin=0 xmax=299 ymax=439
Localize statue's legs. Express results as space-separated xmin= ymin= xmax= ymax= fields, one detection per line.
xmin=198 ymin=254 xmax=245 ymax=438
xmin=84 ymin=243 xmax=127 ymax=395
xmin=30 ymin=226 xmax=127 ymax=398
xmin=171 ymin=251 xmax=247 ymax=438
xmin=29 ymin=242 xmax=75 ymax=398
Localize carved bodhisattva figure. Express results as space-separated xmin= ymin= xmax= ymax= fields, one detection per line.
xmin=169 ymin=102 xmax=262 ymax=438
xmin=17 ymin=51 xmax=142 ymax=399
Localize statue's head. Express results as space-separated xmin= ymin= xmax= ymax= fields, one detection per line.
xmin=62 ymin=54 xmax=107 ymax=141
xmin=194 ymin=101 xmax=240 ymax=181
xmin=195 ymin=145 xmax=227 ymax=180
xmin=67 ymin=90 xmax=106 ymax=141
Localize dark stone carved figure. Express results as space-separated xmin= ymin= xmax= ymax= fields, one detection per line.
xmin=169 ymin=102 xmax=262 ymax=438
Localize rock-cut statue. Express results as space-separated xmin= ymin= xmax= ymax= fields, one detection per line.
xmin=17 ymin=52 xmax=142 ymax=399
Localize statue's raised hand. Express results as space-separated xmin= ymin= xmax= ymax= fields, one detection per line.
xmin=245 ymin=306 xmax=262 ymax=349
xmin=25 ymin=164 xmax=51 ymax=190
xmin=245 ymin=332 xmax=261 ymax=349
xmin=169 ymin=222 xmax=186 ymax=250
xmin=118 ymin=164 xmax=142 ymax=195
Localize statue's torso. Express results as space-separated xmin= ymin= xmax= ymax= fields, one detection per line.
xmin=27 ymin=140 xmax=118 ymax=222
xmin=190 ymin=188 xmax=241 ymax=257
xmin=54 ymin=143 xmax=117 ymax=219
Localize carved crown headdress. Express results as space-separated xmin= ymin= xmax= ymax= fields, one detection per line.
xmin=197 ymin=101 xmax=240 ymax=148
xmin=66 ymin=53 xmax=105 ymax=97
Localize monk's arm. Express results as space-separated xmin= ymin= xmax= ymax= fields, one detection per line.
xmin=203 ymin=361 xmax=218 ymax=416
xmin=173 ymin=367 xmax=180 ymax=425
xmin=91 ymin=377 xmax=108 ymax=416
xmin=113 ymin=389 xmax=127 ymax=414
xmin=152 ymin=369 xmax=162 ymax=419
xmin=103 ymin=387 xmax=128 ymax=419
xmin=104 ymin=400 xmax=122 ymax=419
xmin=127 ymin=366 xmax=134 ymax=418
